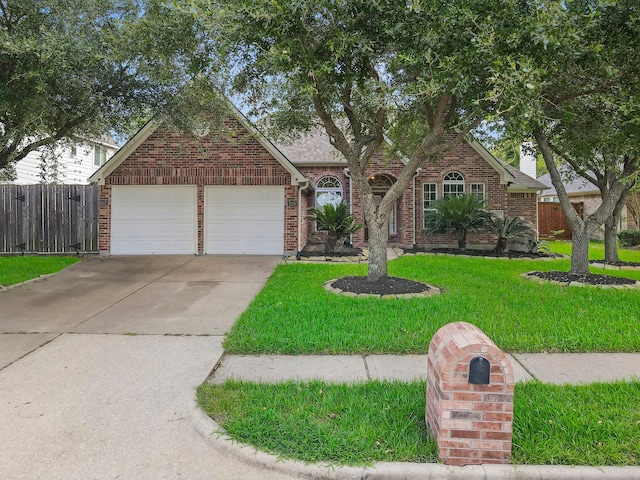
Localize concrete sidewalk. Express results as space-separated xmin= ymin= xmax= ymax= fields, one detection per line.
xmin=210 ymin=352 xmax=640 ymax=385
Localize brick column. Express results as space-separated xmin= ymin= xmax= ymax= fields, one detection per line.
xmin=425 ymin=322 xmax=514 ymax=466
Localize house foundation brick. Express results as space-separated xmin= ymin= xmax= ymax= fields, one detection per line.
xmin=426 ymin=322 xmax=514 ymax=466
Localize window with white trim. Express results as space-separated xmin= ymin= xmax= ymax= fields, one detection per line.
xmin=470 ymin=183 xmax=485 ymax=200
xmin=315 ymin=176 xmax=343 ymax=208
xmin=423 ymin=183 xmax=437 ymax=228
xmin=94 ymin=145 xmax=107 ymax=167
xmin=443 ymin=171 xmax=465 ymax=197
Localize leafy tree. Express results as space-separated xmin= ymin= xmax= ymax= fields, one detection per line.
xmin=424 ymin=194 xmax=493 ymax=251
xmin=0 ymin=0 xmax=213 ymax=175
xmin=489 ymin=0 xmax=640 ymax=274
xmin=307 ymin=201 xmax=362 ymax=253
xmin=547 ymin=91 xmax=640 ymax=263
xmin=187 ymin=0 xmax=532 ymax=281
xmin=487 ymin=216 xmax=533 ymax=254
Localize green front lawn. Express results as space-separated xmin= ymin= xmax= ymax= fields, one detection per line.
xmin=224 ymin=246 xmax=640 ymax=354
xmin=0 ymin=256 xmax=81 ymax=286
xmin=199 ymin=380 xmax=640 ymax=466
xmin=207 ymin=243 xmax=640 ymax=467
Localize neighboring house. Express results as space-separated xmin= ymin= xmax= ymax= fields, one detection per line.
xmin=1 ymin=137 xmax=118 ymax=185
xmin=89 ymin=106 xmax=545 ymax=256
xmin=537 ymin=172 xmax=629 ymax=240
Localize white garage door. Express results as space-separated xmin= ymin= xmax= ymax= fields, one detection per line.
xmin=111 ymin=186 xmax=197 ymax=254
xmin=205 ymin=187 xmax=284 ymax=254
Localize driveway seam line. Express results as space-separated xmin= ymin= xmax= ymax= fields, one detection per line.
xmin=0 ymin=332 xmax=63 ymax=373
xmin=71 ymin=256 xmax=200 ymax=330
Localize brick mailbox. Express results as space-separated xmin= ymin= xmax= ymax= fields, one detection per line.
xmin=425 ymin=322 xmax=514 ymax=466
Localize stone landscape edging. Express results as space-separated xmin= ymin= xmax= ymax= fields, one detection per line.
xmin=191 ymin=401 xmax=640 ymax=480
xmin=323 ymin=278 xmax=442 ymax=299
xmin=590 ymin=262 xmax=640 ymax=271
xmin=522 ymin=271 xmax=640 ymax=290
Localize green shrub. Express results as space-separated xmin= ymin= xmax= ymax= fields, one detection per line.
xmin=424 ymin=194 xmax=493 ymax=250
xmin=618 ymin=230 xmax=640 ymax=247
xmin=307 ymin=201 xmax=363 ymax=252
xmin=523 ymin=237 xmax=551 ymax=254
xmin=487 ymin=216 xmax=534 ymax=254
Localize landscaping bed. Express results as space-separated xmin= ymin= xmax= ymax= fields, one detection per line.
xmin=400 ymin=246 xmax=563 ymax=259
xmin=527 ymin=270 xmax=640 ymax=287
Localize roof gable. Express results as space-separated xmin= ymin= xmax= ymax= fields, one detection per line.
xmin=89 ymin=102 xmax=306 ymax=185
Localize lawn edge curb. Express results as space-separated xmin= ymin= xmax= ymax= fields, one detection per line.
xmin=191 ymin=400 xmax=640 ymax=480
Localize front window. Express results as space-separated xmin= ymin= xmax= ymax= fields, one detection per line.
xmin=443 ymin=171 xmax=465 ymax=197
xmin=470 ymin=183 xmax=485 ymax=200
xmin=423 ymin=183 xmax=437 ymax=228
xmin=94 ymin=145 xmax=107 ymax=167
xmin=315 ymin=176 xmax=343 ymax=207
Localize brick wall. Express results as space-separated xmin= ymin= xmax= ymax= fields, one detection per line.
xmin=426 ymin=322 xmax=514 ymax=466
xmin=99 ymin=118 xmax=299 ymax=254
xmin=300 ymin=141 xmax=539 ymax=250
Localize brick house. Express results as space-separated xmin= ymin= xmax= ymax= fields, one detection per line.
xmin=89 ymin=106 xmax=545 ymax=255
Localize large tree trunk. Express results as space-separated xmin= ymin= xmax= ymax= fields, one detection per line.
xmin=604 ymin=190 xmax=630 ymax=263
xmin=367 ymin=220 xmax=389 ymax=281
xmin=570 ymin=225 xmax=591 ymax=274
xmin=603 ymin=217 xmax=619 ymax=263
xmin=533 ymin=127 xmax=628 ymax=275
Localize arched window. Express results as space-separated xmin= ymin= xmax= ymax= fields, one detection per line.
xmin=315 ymin=176 xmax=343 ymax=207
xmin=443 ymin=171 xmax=465 ymax=197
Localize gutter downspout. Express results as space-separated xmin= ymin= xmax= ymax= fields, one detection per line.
xmin=412 ymin=168 xmax=422 ymax=250
xmin=297 ymin=180 xmax=310 ymax=259
xmin=344 ymin=168 xmax=353 ymax=246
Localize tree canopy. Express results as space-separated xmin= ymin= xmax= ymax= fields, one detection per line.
xmin=0 ymin=0 xmax=214 ymax=174
xmin=493 ymin=0 xmax=640 ymax=273
xmin=188 ymin=0 xmax=531 ymax=280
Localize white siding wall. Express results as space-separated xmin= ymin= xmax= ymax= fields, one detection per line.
xmin=5 ymin=141 xmax=117 ymax=185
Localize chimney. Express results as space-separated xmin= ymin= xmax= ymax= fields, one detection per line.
xmin=519 ymin=142 xmax=537 ymax=178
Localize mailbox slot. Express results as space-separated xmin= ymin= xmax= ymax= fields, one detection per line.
xmin=469 ymin=356 xmax=490 ymax=384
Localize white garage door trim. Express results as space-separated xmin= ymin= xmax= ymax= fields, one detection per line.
xmin=111 ymin=185 xmax=197 ymax=254
xmin=205 ymin=186 xmax=284 ymax=255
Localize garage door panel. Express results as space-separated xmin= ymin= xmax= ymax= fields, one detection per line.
xmin=111 ymin=186 xmax=196 ymax=255
xmin=205 ymin=187 xmax=284 ymax=255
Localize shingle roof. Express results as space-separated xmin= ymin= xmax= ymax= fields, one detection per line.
xmin=273 ymin=130 xmax=346 ymax=165
xmin=505 ymin=164 xmax=549 ymax=190
xmin=275 ymin=130 xmax=546 ymax=191
xmin=536 ymin=171 xmax=599 ymax=196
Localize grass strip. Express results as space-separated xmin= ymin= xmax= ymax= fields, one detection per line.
xmin=224 ymin=253 xmax=640 ymax=354
xmin=198 ymin=380 xmax=640 ymax=467
xmin=0 ymin=256 xmax=81 ymax=286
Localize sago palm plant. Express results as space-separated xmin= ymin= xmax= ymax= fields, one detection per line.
xmin=424 ymin=194 xmax=493 ymax=250
xmin=307 ymin=201 xmax=363 ymax=252
xmin=487 ymin=216 xmax=534 ymax=254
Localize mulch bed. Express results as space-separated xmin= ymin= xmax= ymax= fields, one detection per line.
xmin=402 ymin=247 xmax=562 ymax=259
xmin=300 ymin=246 xmax=363 ymax=257
xmin=528 ymin=271 xmax=638 ymax=286
xmin=331 ymin=276 xmax=433 ymax=295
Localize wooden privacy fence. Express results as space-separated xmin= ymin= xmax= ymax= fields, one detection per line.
xmin=0 ymin=185 xmax=99 ymax=253
xmin=538 ymin=201 xmax=584 ymax=239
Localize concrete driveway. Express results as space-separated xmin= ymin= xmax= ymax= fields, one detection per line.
xmin=0 ymin=255 xmax=300 ymax=480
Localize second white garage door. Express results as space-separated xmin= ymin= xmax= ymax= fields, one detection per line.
xmin=205 ymin=187 xmax=284 ymax=254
